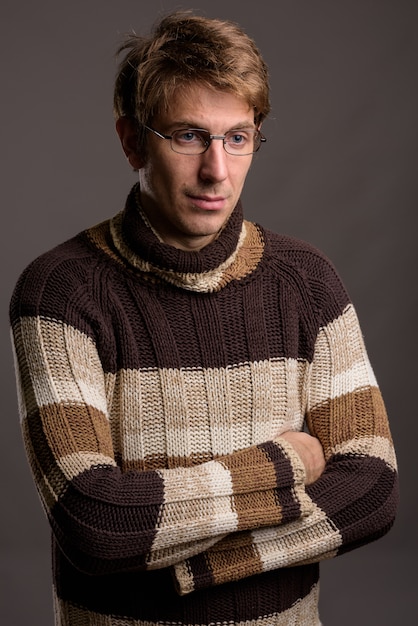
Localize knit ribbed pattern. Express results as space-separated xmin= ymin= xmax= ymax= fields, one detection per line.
xmin=10 ymin=184 xmax=398 ymax=625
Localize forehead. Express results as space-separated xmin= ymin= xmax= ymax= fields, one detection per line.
xmin=156 ymin=85 xmax=255 ymax=130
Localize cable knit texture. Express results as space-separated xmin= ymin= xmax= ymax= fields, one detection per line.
xmin=10 ymin=184 xmax=398 ymax=625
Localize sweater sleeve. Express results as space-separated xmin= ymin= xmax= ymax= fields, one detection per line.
xmin=9 ymin=262 xmax=313 ymax=577
xmin=172 ymin=302 xmax=398 ymax=594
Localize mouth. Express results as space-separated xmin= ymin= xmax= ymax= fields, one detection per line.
xmin=187 ymin=194 xmax=227 ymax=211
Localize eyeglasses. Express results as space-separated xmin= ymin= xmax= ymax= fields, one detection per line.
xmin=142 ymin=124 xmax=266 ymax=156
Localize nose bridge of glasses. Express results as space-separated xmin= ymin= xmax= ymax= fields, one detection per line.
xmin=209 ymin=134 xmax=228 ymax=141
xmin=207 ymin=133 xmax=229 ymax=154
xmin=190 ymin=131 xmax=228 ymax=154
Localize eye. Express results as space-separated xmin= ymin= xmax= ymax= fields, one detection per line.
xmin=231 ymin=133 xmax=246 ymax=144
xmin=179 ymin=131 xmax=198 ymax=142
xmin=226 ymin=131 xmax=251 ymax=148
xmin=174 ymin=130 xmax=206 ymax=144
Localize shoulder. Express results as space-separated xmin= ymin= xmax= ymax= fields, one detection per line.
xmin=9 ymin=221 xmax=110 ymax=325
xmin=261 ymin=226 xmax=332 ymax=266
xmin=258 ymin=224 xmax=351 ymax=317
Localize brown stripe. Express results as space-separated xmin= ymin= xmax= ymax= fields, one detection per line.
xmin=40 ymin=403 xmax=114 ymax=460
xmin=22 ymin=414 xmax=66 ymax=508
xmin=218 ymin=220 xmax=264 ymax=287
xmin=307 ymin=385 xmax=391 ymax=454
xmin=86 ymin=220 xmax=123 ymax=265
xmin=55 ymin=545 xmax=320 ymax=623
xmin=207 ymin=532 xmax=262 ymax=586
xmin=219 ymin=445 xmax=281 ymax=491
xmin=220 ymin=445 xmax=288 ymax=530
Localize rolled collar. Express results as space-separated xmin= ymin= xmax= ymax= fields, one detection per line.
xmin=109 ymin=183 xmax=248 ymax=292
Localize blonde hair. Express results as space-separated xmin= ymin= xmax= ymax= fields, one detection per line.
xmin=113 ymin=11 xmax=271 ymax=151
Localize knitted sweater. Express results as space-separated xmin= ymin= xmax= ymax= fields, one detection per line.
xmin=10 ymin=184 xmax=398 ymax=625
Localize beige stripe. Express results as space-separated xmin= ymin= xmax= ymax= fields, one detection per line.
xmin=253 ymin=502 xmax=341 ymax=569
xmin=106 ymin=358 xmax=308 ymax=467
xmin=273 ymin=356 xmax=309 ymax=434
xmin=333 ymin=435 xmax=397 ymax=471
xmin=309 ymin=304 xmax=378 ymax=407
xmin=147 ymin=535 xmax=223 ymax=570
xmin=19 ymin=317 xmax=108 ymax=415
xmin=86 ymin=219 xmax=123 ymax=266
xmin=152 ymin=460 xmax=238 ymax=551
xmin=108 ymin=368 xmax=164 ymax=466
xmin=159 ymin=367 xmax=191 ymax=465
xmin=204 ymin=365 xmax=234 ymax=455
xmin=10 ymin=327 xmax=32 ymax=421
xmin=57 ymin=451 xmax=117 ymax=480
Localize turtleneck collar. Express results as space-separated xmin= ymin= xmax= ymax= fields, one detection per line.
xmin=108 ymin=183 xmax=259 ymax=293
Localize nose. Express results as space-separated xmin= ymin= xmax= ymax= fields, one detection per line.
xmin=198 ymin=139 xmax=228 ymax=183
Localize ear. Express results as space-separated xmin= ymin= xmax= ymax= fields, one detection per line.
xmin=115 ymin=117 xmax=145 ymax=169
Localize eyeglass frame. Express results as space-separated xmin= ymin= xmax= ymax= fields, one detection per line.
xmin=141 ymin=123 xmax=267 ymax=156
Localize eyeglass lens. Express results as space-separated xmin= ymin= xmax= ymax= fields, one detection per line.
xmin=171 ymin=129 xmax=261 ymax=155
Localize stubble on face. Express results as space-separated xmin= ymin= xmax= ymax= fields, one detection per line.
xmin=137 ymin=86 xmax=255 ymax=251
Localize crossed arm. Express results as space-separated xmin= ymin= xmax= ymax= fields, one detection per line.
xmin=10 ymin=274 xmax=398 ymax=594
xmin=172 ymin=304 xmax=398 ymax=594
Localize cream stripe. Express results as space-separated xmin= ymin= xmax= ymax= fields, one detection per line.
xmin=330 ymin=360 xmax=377 ymax=399
xmin=111 ymin=212 xmax=248 ymax=292
xmin=272 ymin=357 xmax=307 ymax=434
xmin=57 ymin=452 xmax=117 ymax=480
xmin=249 ymin=359 xmax=274 ymax=442
xmin=205 ymin=366 xmax=234 ymax=455
xmin=324 ymin=304 xmax=369 ymax=373
xmin=333 ymin=435 xmax=397 ymax=471
xmin=19 ymin=317 xmax=108 ymax=415
xmin=147 ymin=535 xmax=223 ymax=570
xmin=309 ymin=304 xmax=378 ymax=407
xmin=160 ymin=367 xmax=191 ymax=462
xmin=152 ymin=460 xmax=238 ymax=550
xmin=253 ymin=502 xmax=341 ymax=570
xmin=106 ymin=358 xmax=308 ymax=463
xmin=10 ymin=330 xmax=27 ymax=422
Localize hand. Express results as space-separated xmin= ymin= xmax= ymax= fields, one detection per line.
xmin=278 ymin=431 xmax=326 ymax=485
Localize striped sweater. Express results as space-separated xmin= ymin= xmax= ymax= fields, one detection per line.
xmin=10 ymin=184 xmax=398 ymax=625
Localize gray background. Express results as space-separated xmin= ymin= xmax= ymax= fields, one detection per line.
xmin=1 ymin=0 xmax=416 ymax=623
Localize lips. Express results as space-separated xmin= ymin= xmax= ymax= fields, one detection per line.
xmin=188 ymin=194 xmax=227 ymax=211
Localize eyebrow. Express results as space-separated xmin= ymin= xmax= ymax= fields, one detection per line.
xmin=168 ymin=120 xmax=256 ymax=132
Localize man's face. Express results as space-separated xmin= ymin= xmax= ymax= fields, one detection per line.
xmin=135 ymin=86 xmax=256 ymax=251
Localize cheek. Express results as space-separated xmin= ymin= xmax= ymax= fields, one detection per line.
xmin=234 ymin=160 xmax=252 ymax=187
xmin=150 ymin=157 xmax=187 ymax=190
xmin=141 ymin=160 xmax=171 ymax=198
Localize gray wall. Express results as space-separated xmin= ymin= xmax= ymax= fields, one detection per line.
xmin=1 ymin=1 xmax=416 ymax=623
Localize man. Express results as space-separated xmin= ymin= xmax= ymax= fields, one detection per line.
xmin=10 ymin=11 xmax=398 ymax=626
